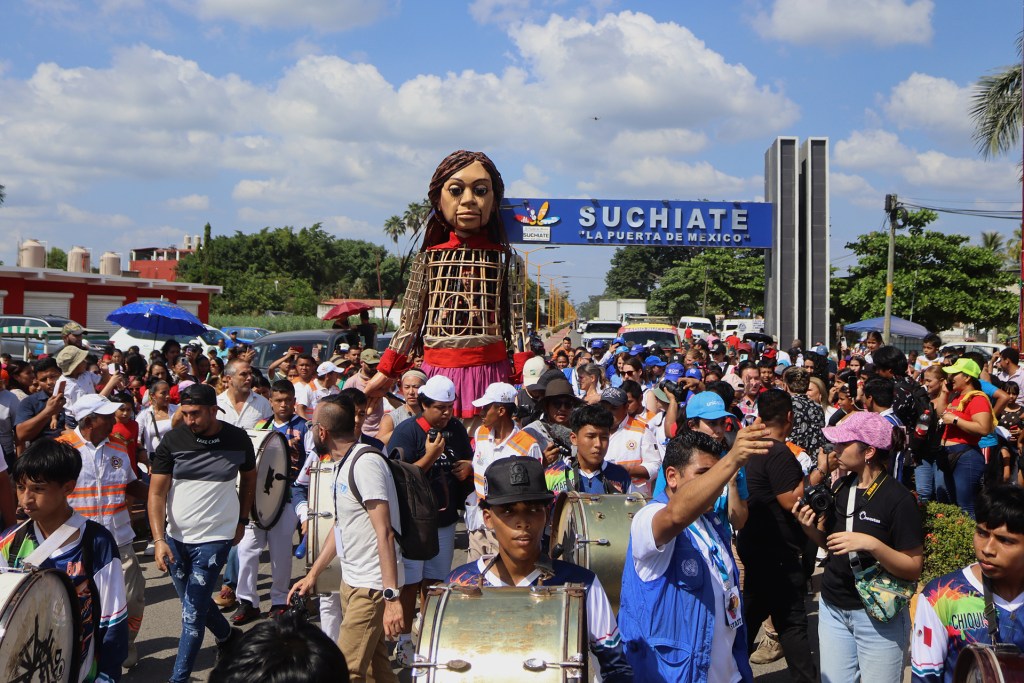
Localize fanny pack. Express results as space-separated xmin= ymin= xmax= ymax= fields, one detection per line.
xmin=846 ymin=475 xmax=916 ymax=622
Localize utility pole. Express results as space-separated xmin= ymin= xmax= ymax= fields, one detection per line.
xmin=883 ymin=194 xmax=899 ymax=345
xmin=701 ymin=267 xmax=710 ymax=318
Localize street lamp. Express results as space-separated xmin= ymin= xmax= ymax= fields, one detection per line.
xmin=547 ymin=275 xmax=569 ymax=328
xmin=520 ymin=246 xmax=557 ymax=293
xmin=535 ymin=260 xmax=565 ymax=329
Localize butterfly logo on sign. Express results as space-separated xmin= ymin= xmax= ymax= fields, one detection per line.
xmin=515 ymin=201 xmax=560 ymax=242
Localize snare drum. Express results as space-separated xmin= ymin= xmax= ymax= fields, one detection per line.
xmin=244 ymin=429 xmax=290 ymax=530
xmin=0 ymin=568 xmax=82 ymax=683
xmin=550 ymin=492 xmax=648 ymax=611
xmin=953 ymin=643 xmax=1024 ymax=683
xmin=307 ymin=460 xmax=342 ymax=595
xmin=414 ymin=584 xmax=587 ymax=682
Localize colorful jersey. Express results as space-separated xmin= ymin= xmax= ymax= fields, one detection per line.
xmin=911 ymin=565 xmax=1024 ymax=683
xmin=446 ymin=557 xmax=632 ymax=682
xmin=1 ymin=517 xmax=128 ymax=683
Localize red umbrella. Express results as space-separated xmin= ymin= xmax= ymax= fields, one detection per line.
xmin=322 ymin=300 xmax=373 ymax=321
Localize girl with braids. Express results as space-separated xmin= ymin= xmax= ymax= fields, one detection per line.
xmin=366 ymin=150 xmax=525 ymax=418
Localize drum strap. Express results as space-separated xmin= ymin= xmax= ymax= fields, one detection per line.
xmin=983 ymin=575 xmax=1002 ymax=646
xmin=25 ymin=513 xmax=87 ymax=568
xmin=478 ymin=553 xmax=555 ymax=588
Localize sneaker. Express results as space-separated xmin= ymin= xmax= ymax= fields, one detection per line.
xmin=213 ymin=585 xmax=237 ymax=611
xmin=122 ymin=643 xmax=139 ymax=669
xmin=143 ymin=542 xmax=156 ymax=557
xmin=749 ymin=631 xmax=783 ymax=665
xmin=215 ymin=627 xmax=244 ymax=666
xmin=230 ymin=600 xmax=260 ymax=626
xmin=268 ymin=604 xmax=288 ymax=618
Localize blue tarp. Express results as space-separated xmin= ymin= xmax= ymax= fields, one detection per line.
xmin=844 ymin=316 xmax=930 ymax=339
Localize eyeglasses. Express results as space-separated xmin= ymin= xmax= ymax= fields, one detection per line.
xmin=306 ymin=420 xmax=320 ymax=430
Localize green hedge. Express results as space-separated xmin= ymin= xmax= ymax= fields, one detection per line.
xmin=920 ymin=501 xmax=976 ymax=585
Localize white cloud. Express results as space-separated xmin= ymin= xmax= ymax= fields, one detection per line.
xmin=901 ymin=151 xmax=1017 ymax=192
xmin=831 ymin=172 xmax=881 ymax=209
xmin=754 ymin=0 xmax=933 ymax=47
xmin=165 ymin=194 xmax=210 ymax=211
xmin=184 ymin=0 xmax=394 ymax=31
xmin=469 ymin=0 xmax=532 ymax=26
xmin=507 ymin=163 xmax=551 ymax=198
xmin=56 ymin=203 xmax=134 ymax=228
xmin=834 ymin=129 xmax=915 ymax=169
xmin=611 ymin=158 xmax=760 ymax=200
xmin=883 ymin=72 xmax=973 ymax=136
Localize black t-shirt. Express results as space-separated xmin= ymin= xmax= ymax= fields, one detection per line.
xmin=820 ymin=473 xmax=923 ymax=610
xmin=737 ymin=439 xmax=804 ymax=564
xmin=387 ymin=416 xmax=473 ymax=528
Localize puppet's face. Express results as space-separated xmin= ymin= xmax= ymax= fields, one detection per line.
xmin=439 ymin=161 xmax=494 ymax=236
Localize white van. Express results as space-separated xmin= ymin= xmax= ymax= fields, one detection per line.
xmin=677 ymin=316 xmax=715 ymax=341
xmin=719 ymin=318 xmax=765 ymax=336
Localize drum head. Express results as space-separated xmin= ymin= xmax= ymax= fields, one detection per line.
xmin=250 ymin=430 xmax=290 ymax=530
xmin=0 ymin=569 xmax=81 ymax=683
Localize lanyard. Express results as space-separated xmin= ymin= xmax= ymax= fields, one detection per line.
xmin=689 ymin=516 xmax=731 ymax=588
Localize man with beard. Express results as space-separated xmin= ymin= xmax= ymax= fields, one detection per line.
xmin=148 ymin=383 xmax=257 ymax=683
xmin=289 ymin=393 xmax=404 ymax=683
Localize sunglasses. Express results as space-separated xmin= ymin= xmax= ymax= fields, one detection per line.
xmin=548 ymin=397 xmax=576 ymax=409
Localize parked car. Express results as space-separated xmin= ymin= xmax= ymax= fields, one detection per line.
xmin=580 ymin=320 xmax=622 ymax=348
xmin=677 ymin=316 xmax=715 ymax=341
xmin=251 ymin=329 xmax=359 ymax=374
xmin=618 ymin=323 xmax=683 ymax=354
xmin=0 ymin=315 xmax=107 ymax=360
xmin=221 ymin=326 xmax=273 ymax=344
xmin=108 ymin=325 xmax=232 ymax=359
xmin=941 ymin=342 xmax=1003 ymax=360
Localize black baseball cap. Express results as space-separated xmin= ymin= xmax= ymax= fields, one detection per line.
xmin=482 ymin=457 xmax=553 ymax=507
xmin=179 ymin=383 xmax=224 ymax=411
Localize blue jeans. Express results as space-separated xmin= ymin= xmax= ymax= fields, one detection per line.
xmin=818 ymin=597 xmax=909 ymax=683
xmin=222 ymin=545 xmax=239 ymax=587
xmin=167 ymin=537 xmax=232 ymax=683
xmin=915 ymin=458 xmax=949 ymax=503
xmin=943 ymin=446 xmax=985 ymax=518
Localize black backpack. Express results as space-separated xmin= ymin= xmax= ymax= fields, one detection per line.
xmin=347 ymin=445 xmax=439 ymax=561
xmin=893 ymin=377 xmax=931 ymax=455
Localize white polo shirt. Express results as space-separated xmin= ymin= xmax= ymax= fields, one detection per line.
xmin=605 ymin=414 xmax=661 ymax=495
xmin=216 ymin=391 xmax=272 ymax=429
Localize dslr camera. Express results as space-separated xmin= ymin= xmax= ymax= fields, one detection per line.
xmin=801 ymin=482 xmax=834 ymax=516
xmin=659 ymin=380 xmax=689 ymax=402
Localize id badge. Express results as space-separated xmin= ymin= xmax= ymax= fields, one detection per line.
xmin=724 ymin=585 xmax=743 ymax=629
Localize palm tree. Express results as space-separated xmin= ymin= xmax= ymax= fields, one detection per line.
xmin=0 ymin=184 xmax=5 ymax=206
xmin=970 ymin=32 xmax=1022 ymax=159
xmin=1007 ymin=225 xmax=1023 ymax=267
xmin=383 ymin=216 xmax=405 ymax=244
xmin=981 ymin=231 xmax=1006 ymax=253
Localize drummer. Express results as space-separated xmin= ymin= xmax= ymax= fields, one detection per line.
xmin=234 ymin=380 xmax=310 ymax=625
xmin=3 ymin=438 xmax=129 ymax=683
xmin=446 ymin=457 xmax=634 ymax=682
xmin=911 ymin=485 xmax=1024 ymax=682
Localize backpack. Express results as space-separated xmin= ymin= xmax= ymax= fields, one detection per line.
xmin=893 ymin=377 xmax=931 ymax=455
xmin=347 ymin=445 xmax=439 ymax=561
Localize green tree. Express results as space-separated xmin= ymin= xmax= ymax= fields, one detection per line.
xmin=970 ymin=32 xmax=1022 ymax=160
xmin=577 ymin=294 xmax=605 ymax=320
xmin=604 ymin=246 xmax=696 ymax=299
xmin=980 ymin=231 xmax=1006 ymax=252
xmin=47 ymin=247 xmax=67 ymax=270
xmin=648 ymin=249 xmax=766 ymax=319
xmin=837 ymin=221 xmax=1015 ymax=332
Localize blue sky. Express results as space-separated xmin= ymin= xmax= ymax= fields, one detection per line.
xmin=1 ymin=0 xmax=1020 ymax=306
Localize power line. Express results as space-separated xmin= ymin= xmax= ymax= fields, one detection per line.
xmin=901 ymin=201 xmax=1021 ymax=221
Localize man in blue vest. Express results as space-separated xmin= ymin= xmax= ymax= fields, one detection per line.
xmin=619 ymin=422 xmax=771 ymax=682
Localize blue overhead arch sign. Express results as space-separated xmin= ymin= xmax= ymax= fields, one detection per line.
xmin=500 ymin=198 xmax=773 ymax=248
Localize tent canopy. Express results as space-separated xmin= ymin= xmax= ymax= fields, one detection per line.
xmin=844 ymin=316 xmax=930 ymax=339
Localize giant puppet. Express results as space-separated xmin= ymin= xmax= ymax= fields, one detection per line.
xmin=367 ymin=150 xmax=526 ymax=418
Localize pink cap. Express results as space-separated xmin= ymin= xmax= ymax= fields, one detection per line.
xmin=821 ymin=411 xmax=893 ymax=450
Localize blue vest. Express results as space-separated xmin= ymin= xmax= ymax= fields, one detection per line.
xmin=618 ymin=493 xmax=753 ymax=683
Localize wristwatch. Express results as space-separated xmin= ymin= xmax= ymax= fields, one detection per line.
xmin=238 ymin=518 xmax=250 ymax=526
xmin=382 ymin=587 xmax=400 ymax=602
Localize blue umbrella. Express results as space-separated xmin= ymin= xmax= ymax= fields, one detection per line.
xmin=844 ymin=316 xmax=930 ymax=339
xmin=106 ymin=300 xmax=206 ymax=338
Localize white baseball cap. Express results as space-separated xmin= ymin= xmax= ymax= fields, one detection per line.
xmin=471 ymin=382 xmax=518 ymax=408
xmin=73 ymin=394 xmax=122 ymax=421
xmin=419 ymin=375 xmax=456 ymax=403
xmin=317 ymin=361 xmax=343 ymax=377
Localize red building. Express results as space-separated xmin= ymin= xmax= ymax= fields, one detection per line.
xmin=129 ymin=246 xmax=196 ymax=282
xmin=0 ymin=266 xmax=221 ymax=332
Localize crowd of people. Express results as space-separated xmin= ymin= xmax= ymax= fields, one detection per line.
xmin=1 ymin=319 xmax=1023 ymax=683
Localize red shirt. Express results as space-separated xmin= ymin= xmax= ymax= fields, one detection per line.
xmin=942 ymin=392 xmax=991 ymax=446
xmin=111 ymin=420 xmax=140 ymax=472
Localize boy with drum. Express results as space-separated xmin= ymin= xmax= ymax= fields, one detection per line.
xmin=2 ymin=438 xmax=129 ymax=683
xmin=446 ymin=456 xmax=634 ymax=682
xmin=911 ymin=485 xmax=1024 ymax=682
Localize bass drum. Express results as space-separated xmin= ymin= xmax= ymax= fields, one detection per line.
xmin=550 ymin=492 xmax=649 ymax=611
xmin=306 ymin=460 xmax=342 ymax=595
xmin=0 ymin=568 xmax=82 ymax=683
xmin=246 ymin=430 xmax=290 ymax=530
xmin=953 ymin=644 xmax=1024 ymax=683
xmin=414 ymin=585 xmax=587 ymax=682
